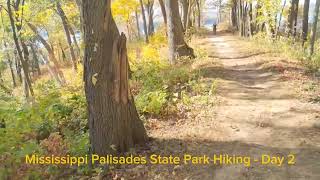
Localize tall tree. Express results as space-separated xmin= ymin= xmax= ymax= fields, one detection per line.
xmin=159 ymin=0 xmax=167 ymax=25
xmin=20 ymin=41 xmax=31 ymax=98
xmin=195 ymin=0 xmax=201 ymax=28
xmin=68 ymin=26 xmax=81 ymax=58
xmin=302 ymin=0 xmax=310 ymax=46
xmin=135 ymin=10 xmax=141 ymax=39
xmin=3 ymin=41 xmax=17 ymax=87
xmin=7 ymin=0 xmax=34 ymax=96
xmin=30 ymin=43 xmax=41 ymax=76
xmin=230 ymin=0 xmax=238 ymax=29
xmin=166 ymin=0 xmax=195 ymax=64
xmin=287 ymin=0 xmax=300 ymax=37
xmin=27 ymin=23 xmax=66 ymax=85
xmin=186 ymin=0 xmax=193 ymax=30
xmin=277 ymin=0 xmax=287 ymax=37
xmin=81 ymin=0 xmax=148 ymax=155
xmin=181 ymin=0 xmax=189 ymax=31
xmin=139 ymin=0 xmax=149 ymax=43
xmin=310 ymin=0 xmax=320 ymax=55
xmin=56 ymin=1 xmax=78 ymax=72
xmin=146 ymin=0 xmax=155 ymax=35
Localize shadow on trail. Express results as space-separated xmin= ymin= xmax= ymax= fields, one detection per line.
xmin=196 ymin=59 xmax=302 ymax=101
xmin=123 ymin=137 xmax=320 ymax=180
xmin=198 ymin=61 xmax=276 ymax=85
xmin=208 ymin=52 xmax=270 ymax=60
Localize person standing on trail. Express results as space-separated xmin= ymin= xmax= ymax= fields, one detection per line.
xmin=213 ymin=20 xmax=217 ymax=35
xmin=213 ymin=23 xmax=217 ymax=35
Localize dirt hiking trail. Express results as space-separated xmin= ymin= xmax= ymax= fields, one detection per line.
xmin=122 ymin=32 xmax=320 ymax=180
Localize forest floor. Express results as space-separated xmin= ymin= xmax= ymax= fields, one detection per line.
xmin=111 ymin=31 xmax=320 ymax=180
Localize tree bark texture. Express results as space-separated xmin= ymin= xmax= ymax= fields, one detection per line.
xmin=81 ymin=0 xmax=148 ymax=155
xmin=166 ymin=0 xmax=195 ymax=64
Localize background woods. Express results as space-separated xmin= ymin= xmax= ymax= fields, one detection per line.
xmin=0 ymin=0 xmax=320 ymax=179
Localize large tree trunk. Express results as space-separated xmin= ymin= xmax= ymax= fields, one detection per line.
xmin=27 ymin=23 xmax=66 ymax=85
xmin=166 ymin=0 xmax=195 ymax=64
xmin=7 ymin=0 xmax=34 ymax=96
xmin=159 ymin=0 xmax=167 ymax=25
xmin=56 ymin=1 xmax=78 ymax=72
xmin=139 ymin=0 xmax=149 ymax=43
xmin=302 ymin=0 xmax=310 ymax=46
xmin=81 ymin=0 xmax=147 ymax=155
xmin=310 ymin=0 xmax=320 ymax=55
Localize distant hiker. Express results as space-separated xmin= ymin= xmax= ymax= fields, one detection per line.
xmin=0 ymin=119 xmax=5 ymax=128
xmin=0 ymin=119 xmax=6 ymax=133
xmin=213 ymin=23 xmax=217 ymax=35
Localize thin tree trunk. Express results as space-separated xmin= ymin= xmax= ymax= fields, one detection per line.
xmin=231 ymin=0 xmax=238 ymax=29
xmin=27 ymin=22 xmax=66 ymax=84
xmin=146 ymin=0 xmax=155 ymax=35
xmin=14 ymin=52 xmax=22 ymax=83
xmin=21 ymin=40 xmax=31 ymax=98
xmin=139 ymin=0 xmax=149 ymax=43
xmin=302 ymin=0 xmax=310 ymax=46
xmin=182 ymin=0 xmax=189 ymax=31
xmin=30 ymin=43 xmax=41 ymax=76
xmin=159 ymin=0 xmax=167 ymax=25
xmin=288 ymin=0 xmax=300 ymax=37
xmin=39 ymin=50 xmax=56 ymax=79
xmin=277 ymin=0 xmax=287 ymax=38
xmin=3 ymin=42 xmax=17 ymax=87
xmin=0 ymin=82 xmax=12 ymax=95
xmin=293 ymin=0 xmax=300 ymax=37
xmin=310 ymin=0 xmax=320 ymax=55
xmin=195 ymin=0 xmax=201 ymax=28
xmin=56 ymin=1 xmax=78 ymax=71
xmin=7 ymin=0 xmax=34 ymax=96
xmin=68 ymin=26 xmax=81 ymax=57
xmin=135 ymin=10 xmax=141 ymax=39
xmin=238 ymin=0 xmax=244 ymax=36
xmin=248 ymin=3 xmax=253 ymax=37
xmin=81 ymin=0 xmax=147 ymax=155
xmin=186 ymin=0 xmax=193 ymax=30
xmin=59 ymin=42 xmax=67 ymax=62
xmin=8 ymin=57 xmax=17 ymax=87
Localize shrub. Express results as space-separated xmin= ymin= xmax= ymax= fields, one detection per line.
xmin=136 ymin=89 xmax=168 ymax=115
